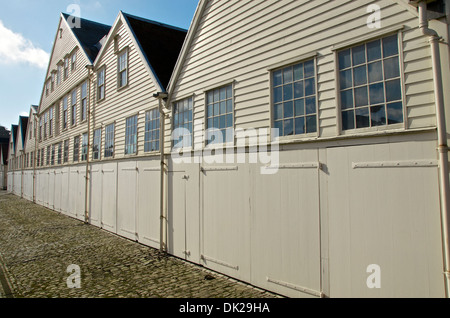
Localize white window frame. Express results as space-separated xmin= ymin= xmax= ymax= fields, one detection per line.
xmin=172 ymin=96 xmax=194 ymax=150
xmin=97 ymin=67 xmax=106 ymax=101
xmin=117 ymin=48 xmax=129 ymax=89
xmin=104 ymin=123 xmax=115 ymax=158
xmin=144 ymin=108 xmax=160 ymax=153
xmin=125 ymin=115 xmax=138 ymax=155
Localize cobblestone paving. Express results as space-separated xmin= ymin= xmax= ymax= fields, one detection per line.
xmin=0 ymin=192 xmax=281 ymax=299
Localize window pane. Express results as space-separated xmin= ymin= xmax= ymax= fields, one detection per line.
xmin=283 ymin=67 xmax=293 ymax=84
xmin=369 ymin=82 xmax=385 ymax=104
xmin=304 ymin=78 xmax=315 ymax=96
xmin=293 ymin=64 xmax=303 ymax=81
xmin=226 ymin=114 xmax=233 ymax=127
xmin=342 ymin=110 xmax=355 ymax=130
xmin=355 ymin=107 xmax=370 ymax=128
xmin=367 ymin=39 xmax=381 ymax=61
xmin=341 ymin=90 xmax=354 ymax=110
xmin=273 ymin=87 xmax=283 ymax=103
xmin=371 ymin=105 xmax=386 ymax=126
xmin=385 ymin=79 xmax=402 ymax=102
xmin=283 ymin=84 xmax=293 ymax=101
xmin=352 ymin=44 xmax=366 ymax=66
xmin=295 ymin=117 xmax=305 ymax=135
xmin=220 ymin=101 xmax=226 ymax=115
xmin=220 ymin=87 xmax=226 ymax=100
xmin=340 ymin=69 xmax=353 ymax=90
xmin=284 ymin=119 xmax=294 ymax=136
xmin=294 ymin=99 xmax=305 ymax=117
xmin=306 ymin=115 xmax=317 ymax=133
xmin=368 ymin=61 xmax=383 ymax=83
xmin=304 ymin=60 xmax=314 ymax=78
xmin=354 ymin=86 xmax=368 ymax=107
xmin=227 ymin=100 xmax=233 ymax=113
xmin=294 ymin=81 xmax=304 ymax=99
xmin=383 ymin=35 xmax=398 ymax=57
xmin=274 ymin=120 xmax=283 ymax=137
xmin=384 ymin=56 xmax=400 ymax=80
xmin=284 ymin=101 xmax=293 ymax=118
xmin=305 ymin=97 xmax=316 ymax=115
xmin=387 ymin=102 xmax=403 ymax=124
xmin=353 ymin=65 xmax=367 ymax=86
xmin=339 ymin=49 xmax=351 ymax=69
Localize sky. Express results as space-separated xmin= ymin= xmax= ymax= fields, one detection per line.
xmin=0 ymin=0 xmax=199 ymax=130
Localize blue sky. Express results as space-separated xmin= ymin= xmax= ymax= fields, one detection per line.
xmin=0 ymin=0 xmax=198 ymax=130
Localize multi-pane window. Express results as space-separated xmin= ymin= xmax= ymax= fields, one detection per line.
xmin=173 ymin=97 xmax=193 ymax=148
xmin=37 ymin=150 xmax=40 ymax=167
xmin=105 ymin=123 xmax=115 ymax=158
xmin=273 ymin=59 xmax=317 ymax=137
xmin=338 ymin=34 xmax=403 ymax=130
xmin=206 ymin=85 xmax=234 ymax=144
xmin=46 ymin=146 xmax=50 ymax=166
xmin=144 ymin=109 xmax=160 ymax=152
xmin=39 ymin=117 xmax=43 ymax=141
xmin=51 ymin=73 xmax=55 ymax=91
xmin=64 ymin=57 xmax=69 ymax=80
xmin=40 ymin=148 xmax=44 ymax=167
xmin=45 ymin=81 xmax=50 ymax=97
xmin=44 ymin=112 xmax=48 ymax=139
xmin=55 ymin=102 xmax=60 ymax=136
xmin=73 ymin=136 xmax=80 ymax=162
xmin=92 ymin=129 xmax=101 ymax=160
xmin=118 ymin=50 xmax=128 ymax=88
xmin=125 ymin=115 xmax=138 ymax=155
xmin=57 ymin=143 xmax=62 ymax=165
xmin=97 ymin=68 xmax=105 ymax=100
xmin=71 ymin=89 xmax=77 ymax=126
xmin=63 ymin=96 xmax=68 ymax=129
xmin=51 ymin=145 xmax=56 ymax=166
xmin=82 ymin=133 xmax=88 ymax=161
xmin=81 ymin=82 xmax=87 ymax=122
xmin=64 ymin=139 xmax=69 ymax=163
xmin=71 ymin=52 xmax=77 ymax=71
xmin=57 ymin=64 xmax=62 ymax=85
xmin=49 ymin=107 xmax=53 ymax=137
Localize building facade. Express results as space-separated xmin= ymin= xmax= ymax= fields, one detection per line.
xmin=7 ymin=0 xmax=450 ymax=298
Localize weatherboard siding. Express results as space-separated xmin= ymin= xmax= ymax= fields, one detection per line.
xmin=169 ymin=0 xmax=437 ymax=150
xmin=93 ymin=19 xmax=160 ymax=161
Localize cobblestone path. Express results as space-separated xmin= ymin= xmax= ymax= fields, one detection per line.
xmin=0 ymin=192 xmax=280 ymax=299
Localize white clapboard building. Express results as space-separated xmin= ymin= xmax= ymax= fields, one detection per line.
xmin=8 ymin=0 xmax=450 ymax=298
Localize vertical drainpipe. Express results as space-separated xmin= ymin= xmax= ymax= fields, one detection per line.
xmin=154 ymin=92 xmax=169 ymax=253
xmin=417 ymin=0 xmax=450 ymax=298
xmin=85 ymin=65 xmax=94 ymax=224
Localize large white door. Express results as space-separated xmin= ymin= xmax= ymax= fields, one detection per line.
xmin=117 ymin=162 xmax=138 ymax=241
xmin=101 ymin=163 xmax=117 ymax=233
xmin=137 ymin=161 xmax=161 ymax=249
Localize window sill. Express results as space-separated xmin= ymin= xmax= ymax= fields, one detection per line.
xmin=117 ymin=84 xmax=129 ymax=92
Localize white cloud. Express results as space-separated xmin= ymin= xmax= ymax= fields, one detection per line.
xmin=0 ymin=20 xmax=50 ymax=69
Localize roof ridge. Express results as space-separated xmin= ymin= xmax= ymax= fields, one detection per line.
xmin=61 ymin=12 xmax=111 ymax=28
xmin=122 ymin=11 xmax=187 ymax=33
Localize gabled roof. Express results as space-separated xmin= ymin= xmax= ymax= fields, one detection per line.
xmin=0 ymin=126 xmax=9 ymax=142
xmin=94 ymin=11 xmax=187 ymax=91
xmin=122 ymin=12 xmax=188 ymax=90
xmin=61 ymin=13 xmax=111 ymax=63
xmin=167 ymin=0 xmax=206 ymax=96
xmin=18 ymin=116 xmax=29 ymax=149
xmin=10 ymin=125 xmax=18 ymax=153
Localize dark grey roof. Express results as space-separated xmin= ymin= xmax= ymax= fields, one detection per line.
xmin=11 ymin=125 xmax=18 ymax=152
xmin=19 ymin=116 xmax=29 ymax=148
xmin=62 ymin=13 xmax=111 ymax=63
xmin=122 ymin=12 xmax=187 ymax=90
